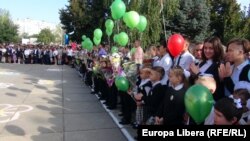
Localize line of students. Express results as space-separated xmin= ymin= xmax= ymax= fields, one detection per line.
xmin=76 ymin=36 xmax=250 ymax=127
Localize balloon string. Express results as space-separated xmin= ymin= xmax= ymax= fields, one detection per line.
xmin=140 ymin=32 xmax=142 ymax=41
xmin=161 ymin=1 xmax=167 ymax=40
xmin=108 ymin=35 xmax=111 ymax=52
xmin=117 ymin=20 xmax=120 ymax=34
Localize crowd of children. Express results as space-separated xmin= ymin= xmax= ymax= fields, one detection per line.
xmin=76 ymin=36 xmax=250 ymax=129
xmin=2 ymin=36 xmax=250 ymax=128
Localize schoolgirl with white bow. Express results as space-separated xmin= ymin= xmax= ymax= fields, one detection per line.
xmin=214 ymin=96 xmax=244 ymax=125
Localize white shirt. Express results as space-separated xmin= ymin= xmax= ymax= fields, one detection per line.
xmin=24 ymin=49 xmax=30 ymax=56
xmin=53 ymin=50 xmax=58 ymax=56
xmin=204 ymin=107 xmax=214 ymax=125
xmin=139 ymin=79 xmax=151 ymax=96
xmin=231 ymin=60 xmax=249 ymax=84
xmin=199 ymin=59 xmax=213 ymax=74
xmin=170 ymin=83 xmax=184 ymax=91
xmin=224 ymin=60 xmax=249 ymax=96
xmin=174 ymin=51 xmax=195 ymax=71
xmin=67 ymin=49 xmax=73 ymax=56
xmin=159 ymin=53 xmax=173 ymax=85
xmin=1 ymin=48 xmax=6 ymax=53
xmin=152 ymin=56 xmax=161 ymax=67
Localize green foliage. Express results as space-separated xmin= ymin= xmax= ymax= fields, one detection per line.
xmin=167 ymin=0 xmax=210 ymax=42
xmin=0 ymin=9 xmax=19 ymax=43
xmin=37 ymin=28 xmax=55 ymax=44
xmin=59 ymin=0 xmax=106 ymax=42
xmin=59 ymin=0 xmax=250 ymax=50
xmin=209 ymin=0 xmax=244 ymax=43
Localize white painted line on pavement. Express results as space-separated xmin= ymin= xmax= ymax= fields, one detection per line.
xmin=95 ymin=95 xmax=135 ymax=141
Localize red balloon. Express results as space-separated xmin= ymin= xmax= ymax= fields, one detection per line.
xmin=167 ymin=34 xmax=185 ymax=57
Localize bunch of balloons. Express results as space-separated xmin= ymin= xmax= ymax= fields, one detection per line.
xmin=109 ymin=0 xmax=147 ymax=47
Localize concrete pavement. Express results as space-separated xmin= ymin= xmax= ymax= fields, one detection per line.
xmin=0 ymin=64 xmax=127 ymax=141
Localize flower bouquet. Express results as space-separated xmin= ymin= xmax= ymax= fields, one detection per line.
xmin=122 ymin=61 xmax=138 ymax=90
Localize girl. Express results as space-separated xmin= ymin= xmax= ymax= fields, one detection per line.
xmin=231 ymin=83 xmax=250 ymax=125
xmin=190 ymin=36 xmax=225 ymax=101
xmin=155 ymin=66 xmax=188 ymax=125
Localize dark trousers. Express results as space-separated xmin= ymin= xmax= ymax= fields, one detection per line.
xmin=120 ymin=91 xmax=136 ymax=122
xmin=107 ymin=84 xmax=118 ymax=108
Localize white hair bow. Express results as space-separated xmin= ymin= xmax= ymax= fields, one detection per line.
xmin=229 ymin=95 xmax=242 ymax=109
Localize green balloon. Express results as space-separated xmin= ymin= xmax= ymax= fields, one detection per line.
xmin=111 ymin=0 xmax=126 ymax=20
xmin=184 ymin=84 xmax=214 ymax=124
xmin=113 ymin=34 xmax=119 ymax=43
xmin=117 ymin=32 xmax=129 ymax=46
xmin=111 ymin=46 xmax=118 ymax=54
xmin=130 ymin=47 xmax=136 ymax=54
xmin=123 ymin=11 xmax=140 ymax=29
xmin=106 ymin=29 xmax=113 ymax=36
xmin=136 ymin=15 xmax=147 ymax=32
xmin=93 ymin=37 xmax=101 ymax=46
xmin=82 ymin=35 xmax=86 ymax=40
xmin=84 ymin=38 xmax=93 ymax=51
xmin=94 ymin=28 xmax=103 ymax=40
xmin=105 ymin=19 xmax=114 ymax=30
xmin=115 ymin=76 xmax=129 ymax=92
xmin=81 ymin=41 xmax=85 ymax=49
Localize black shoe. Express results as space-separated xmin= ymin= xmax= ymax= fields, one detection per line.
xmin=119 ymin=120 xmax=130 ymax=125
xmin=98 ymin=97 xmax=105 ymax=100
xmin=118 ymin=113 xmax=123 ymax=116
xmin=132 ymin=124 xmax=138 ymax=129
xmin=107 ymin=106 xmax=116 ymax=110
xmin=134 ymin=136 xmax=138 ymax=140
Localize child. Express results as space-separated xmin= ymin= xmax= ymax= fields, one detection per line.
xmin=187 ymin=75 xmax=217 ymax=125
xmin=131 ymin=67 xmax=152 ymax=128
xmin=195 ymin=74 xmax=216 ymax=94
xmin=232 ymin=81 xmax=250 ymax=125
xmin=155 ymin=66 xmax=188 ymax=125
xmin=214 ymin=97 xmax=244 ymax=125
xmin=135 ymin=66 xmax=165 ymax=125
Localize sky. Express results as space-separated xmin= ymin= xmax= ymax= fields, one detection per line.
xmin=0 ymin=0 xmax=68 ymax=24
xmin=238 ymin=0 xmax=250 ymax=10
xmin=0 ymin=0 xmax=249 ymax=24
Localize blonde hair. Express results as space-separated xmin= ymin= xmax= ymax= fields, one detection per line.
xmin=195 ymin=75 xmax=216 ymax=94
xmin=170 ymin=66 xmax=189 ymax=88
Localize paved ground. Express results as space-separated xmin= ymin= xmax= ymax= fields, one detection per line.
xmin=0 ymin=64 xmax=129 ymax=141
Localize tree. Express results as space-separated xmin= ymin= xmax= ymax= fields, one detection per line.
xmin=20 ymin=32 xmax=29 ymax=38
xmin=37 ymin=28 xmax=55 ymax=44
xmin=59 ymin=0 xmax=107 ymax=42
xmin=209 ymin=0 xmax=243 ymax=43
xmin=167 ymin=0 xmax=210 ymax=42
xmin=53 ymin=24 xmax=63 ymax=44
xmin=0 ymin=9 xmax=19 ymax=43
xmin=248 ymin=3 xmax=250 ymax=18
